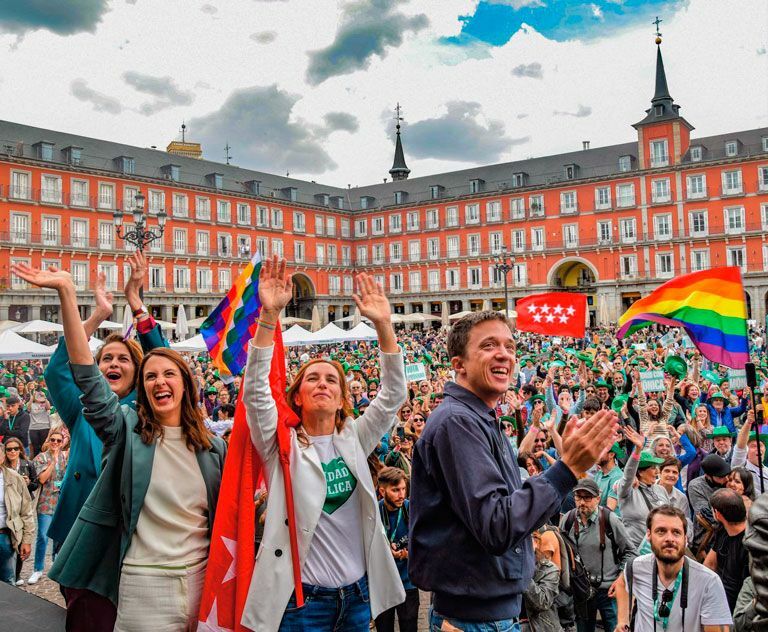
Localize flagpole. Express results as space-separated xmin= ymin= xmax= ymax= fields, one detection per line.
xmin=746 ymin=362 xmax=764 ymax=493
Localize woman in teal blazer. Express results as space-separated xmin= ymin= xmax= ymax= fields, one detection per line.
xmin=14 ymin=261 xmax=226 ymax=632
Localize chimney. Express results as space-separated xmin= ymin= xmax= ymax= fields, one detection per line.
xmin=582 ymin=141 xmax=590 ymax=150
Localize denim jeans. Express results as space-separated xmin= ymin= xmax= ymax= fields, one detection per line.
xmin=278 ymin=575 xmax=370 ymax=632
xmin=0 ymin=533 xmax=16 ymax=585
xmin=429 ymin=608 xmax=520 ymax=632
xmin=576 ymin=588 xmax=617 ymax=632
xmin=34 ymin=512 xmax=54 ymax=573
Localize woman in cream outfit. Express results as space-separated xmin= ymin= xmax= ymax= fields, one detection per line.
xmin=241 ymin=256 xmax=407 ymax=631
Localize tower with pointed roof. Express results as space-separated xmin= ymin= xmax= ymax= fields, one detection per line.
xmin=389 ymin=103 xmax=410 ymax=181
xmin=632 ymin=18 xmax=694 ymax=168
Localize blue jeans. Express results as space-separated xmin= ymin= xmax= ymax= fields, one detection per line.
xmin=34 ymin=513 xmax=54 ymax=573
xmin=429 ymin=608 xmax=520 ymax=632
xmin=0 ymin=533 xmax=16 ymax=584
xmin=278 ymin=575 xmax=370 ymax=631
xmin=576 ymin=588 xmax=617 ymax=632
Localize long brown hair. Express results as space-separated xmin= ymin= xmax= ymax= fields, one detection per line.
xmin=95 ymin=333 xmax=143 ymax=388
xmin=286 ymin=359 xmax=354 ymax=446
xmin=135 ymin=348 xmax=212 ymax=451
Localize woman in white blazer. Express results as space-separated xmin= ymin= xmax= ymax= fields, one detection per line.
xmin=241 ymin=256 xmax=408 ymax=632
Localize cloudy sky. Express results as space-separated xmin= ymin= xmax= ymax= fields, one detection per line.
xmin=0 ymin=0 xmax=765 ymax=188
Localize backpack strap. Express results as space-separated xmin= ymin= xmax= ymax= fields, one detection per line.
xmin=563 ymin=508 xmax=578 ymax=541
xmin=600 ymin=506 xmax=621 ymax=565
xmin=627 ymin=558 xmax=636 ymax=631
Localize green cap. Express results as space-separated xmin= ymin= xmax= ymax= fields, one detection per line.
xmin=637 ymin=451 xmax=665 ymax=469
xmin=530 ymin=394 xmax=545 ymax=404
xmin=706 ymin=427 xmax=735 ymax=439
xmin=709 ymin=390 xmax=729 ymax=402
xmin=609 ymin=442 xmax=627 ymax=460
xmin=611 ymin=394 xmax=628 ymax=414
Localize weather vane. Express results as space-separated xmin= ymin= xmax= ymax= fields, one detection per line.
xmin=394 ymin=102 xmax=403 ymax=130
xmin=653 ymin=16 xmax=663 ymax=44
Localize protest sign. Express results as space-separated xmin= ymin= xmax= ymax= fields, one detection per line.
xmin=640 ymin=370 xmax=665 ymax=392
xmin=659 ymin=332 xmax=675 ymax=348
xmin=729 ymin=369 xmax=747 ymax=390
xmin=404 ymin=362 xmax=427 ymax=382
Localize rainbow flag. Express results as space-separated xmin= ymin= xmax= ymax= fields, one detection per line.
xmin=617 ymin=267 xmax=749 ymax=368
xmin=200 ymin=252 xmax=262 ymax=378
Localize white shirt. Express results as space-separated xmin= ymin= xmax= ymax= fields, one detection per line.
xmin=302 ymin=434 xmax=366 ymax=588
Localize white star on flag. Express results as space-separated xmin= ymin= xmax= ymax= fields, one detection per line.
xmin=553 ymin=305 xmax=564 ymax=315
xmin=545 ymin=314 xmax=555 ymax=323
xmin=533 ymin=313 xmax=543 ymax=322
xmin=527 ymin=303 xmax=538 ymax=314
xmin=220 ymin=536 xmax=238 ymax=583
xmin=559 ymin=315 xmax=569 ymax=323
xmin=566 ymin=306 xmax=576 ymax=316
xmin=540 ymin=304 xmax=551 ymax=314
xmin=198 ymin=599 xmax=235 ymax=632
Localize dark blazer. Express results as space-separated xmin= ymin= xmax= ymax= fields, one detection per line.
xmin=0 ymin=408 xmax=31 ymax=447
xmin=48 ymin=363 xmax=226 ymax=605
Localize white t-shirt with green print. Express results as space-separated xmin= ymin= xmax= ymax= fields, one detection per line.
xmin=302 ymin=434 xmax=366 ymax=588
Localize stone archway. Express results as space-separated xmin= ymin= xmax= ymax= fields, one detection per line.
xmin=285 ymin=273 xmax=315 ymax=321
xmin=547 ymin=257 xmax=599 ymax=289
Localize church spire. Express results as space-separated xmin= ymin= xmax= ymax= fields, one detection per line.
xmin=389 ymin=103 xmax=410 ymax=181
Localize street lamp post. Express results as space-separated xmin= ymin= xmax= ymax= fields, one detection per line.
xmin=113 ymin=193 xmax=167 ymax=298
xmin=494 ymin=246 xmax=516 ymax=316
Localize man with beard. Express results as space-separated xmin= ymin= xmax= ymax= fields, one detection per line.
xmin=708 ymin=427 xmax=735 ymax=462
xmin=593 ymin=441 xmax=625 ymax=508
xmin=614 ymin=505 xmax=732 ymax=631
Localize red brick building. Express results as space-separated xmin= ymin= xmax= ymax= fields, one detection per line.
xmin=1 ymin=42 xmax=767 ymax=330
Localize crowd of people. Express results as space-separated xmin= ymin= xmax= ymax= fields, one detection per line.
xmin=0 ymin=254 xmax=767 ymax=631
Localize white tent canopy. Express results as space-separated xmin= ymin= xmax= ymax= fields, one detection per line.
xmin=186 ymin=316 xmax=209 ymax=329
xmin=307 ymin=322 xmax=347 ymax=344
xmin=345 ymin=322 xmax=378 ymax=341
xmin=11 ymin=319 xmax=64 ymax=334
xmin=170 ymin=334 xmax=207 ymax=353
xmin=282 ymin=325 xmax=313 ymax=345
xmin=0 ymin=330 xmax=55 ymax=360
xmin=97 ymin=320 xmax=124 ymax=330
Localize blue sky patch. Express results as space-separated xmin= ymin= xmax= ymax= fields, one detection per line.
xmin=442 ymin=0 xmax=689 ymax=47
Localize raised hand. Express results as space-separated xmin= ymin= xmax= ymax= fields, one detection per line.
xmin=11 ymin=262 xmax=73 ymax=291
xmin=125 ymin=251 xmax=146 ymax=301
xmin=352 ymin=273 xmax=391 ymax=325
xmin=560 ymin=410 xmax=620 ymax=477
xmin=258 ymin=255 xmax=292 ymax=316
xmin=623 ymin=425 xmax=646 ymax=449
xmin=93 ymin=272 xmax=115 ymax=319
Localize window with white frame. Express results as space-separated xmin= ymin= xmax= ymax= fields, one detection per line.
xmin=294 ymin=241 xmax=305 ymax=263
xmin=10 ymin=213 xmax=29 ymax=244
xmin=121 ymin=186 xmax=137 ymax=211
xmin=371 ymin=216 xmax=384 ymax=235
xmin=174 ymin=267 xmax=190 ymax=291
xmin=146 ymin=226 xmax=159 ymax=252
xmin=529 ymin=195 xmax=544 ymax=217
xmin=447 ymin=236 xmax=460 ymax=258
xmin=71 ymin=218 xmax=88 ymax=248
xmin=762 ymin=203 xmax=768 ymax=230
xmin=252 ymin=205 xmax=266 ymax=227
xmin=197 ymin=268 xmax=212 ymax=293
xmin=510 ymin=197 xmax=525 ymax=219
xmin=468 ymin=267 xmax=482 ymax=288
xmin=329 ymin=275 xmax=341 ymax=295
xmin=314 ymin=215 xmax=324 ymax=235
xmin=446 ymin=206 xmax=458 ymax=227
xmin=173 ymin=193 xmax=189 ymax=218
xmin=341 ymin=246 xmax=351 ymax=266
xmin=327 ymin=244 xmax=337 ymax=265
xmin=343 ymin=276 xmax=353 ymax=294
xmin=389 ymin=214 xmax=402 ymax=233
xmin=427 ymin=238 xmax=440 ymax=260
xmin=446 ymin=269 xmax=460 ymax=290
xmin=512 ymin=229 xmax=525 ymax=253
xmin=486 ymin=200 xmax=502 ymax=222
xmin=428 ymin=270 xmax=440 ymax=291
xmin=408 ymin=240 xmax=421 ymax=262
xmin=236 ymin=203 xmax=250 ymax=225
xmin=98 ymin=183 xmax=115 ymax=209
xmin=727 ymin=247 xmax=746 ymax=270
xmin=489 ymin=232 xmax=503 ymax=254
xmin=690 ymin=146 xmax=702 ymax=162
xmin=99 ymin=221 xmax=114 ymax=249
xmin=686 ymin=174 xmax=706 ymax=199
xmin=598 ymin=221 xmax=612 ymax=244
xmin=42 ymin=216 xmax=60 ymax=246
xmin=217 ymin=200 xmax=231 ymax=223
xmin=426 ymin=208 xmax=439 ymax=229
xmin=725 ymin=141 xmax=738 ymax=157
xmin=465 ymin=204 xmax=480 ymax=224
xmin=513 ymin=263 xmax=527 ymax=287
xmin=341 ymin=218 xmax=350 ymax=237
xmin=355 ymin=219 xmax=368 ymax=237
xmin=616 ymin=183 xmax=635 ymax=207
xmin=271 ymin=208 xmax=283 ymax=229
xmin=10 ymin=171 xmax=31 ymax=199
xmin=237 ymin=235 xmax=250 ymax=258
xmin=656 ymin=253 xmax=674 ymax=277
xmin=595 ymin=186 xmax=611 ymax=210
xmin=327 ymin=216 xmax=336 ymax=236
xmin=196 ymin=197 xmax=211 ymax=220
xmin=489 ymin=266 xmax=503 ymax=287
xmin=653 ymin=214 xmax=673 ymax=240
xmin=618 ymin=155 xmax=632 ymax=172
xmin=650 ymin=139 xmax=669 ymax=167
xmin=764 ymin=244 xmax=768 ymax=272
xmin=218 ymin=233 xmax=232 ymax=256
xmin=256 ymin=236 xmax=267 ymax=258
xmin=651 ymin=178 xmax=671 ymax=203
xmin=218 ymin=268 xmax=231 ymax=292
xmin=620 ymin=255 xmax=637 ymax=278
xmin=356 ymin=245 xmax=367 ymax=265
xmin=722 ymin=170 xmax=743 ymax=194
xmin=390 ymin=242 xmax=402 ymax=263
xmin=390 ymin=273 xmax=403 ymax=293
xmin=41 ymin=174 xmax=62 ymax=204
xmin=725 ymin=206 xmax=745 ymax=234
xmin=173 ymin=228 xmax=187 ymax=254
xmin=560 ymin=191 xmax=577 ymax=214
xmin=758 ymin=166 xmax=768 ymax=191
xmin=531 ymin=227 xmax=544 ymax=251
xmin=763 ymin=137 xmax=768 ymax=152
xmin=691 ymin=249 xmax=709 ymax=271
xmin=71 ymin=179 xmax=89 ymax=206
xmin=316 ymin=244 xmax=325 ymax=265
xmin=619 ymin=218 xmax=636 ymax=243
xmin=406 ymin=211 xmax=419 ymax=231
xmin=71 ymin=261 xmax=88 ymax=290
xmin=409 ymin=271 xmax=421 ymax=292
xmin=97 ymin=263 xmax=118 ymax=291
xmin=690 ymin=210 xmax=708 ymax=236
xmin=372 ymin=244 xmax=384 ymax=264
xmin=563 ymin=224 xmax=578 ymax=248
xmin=468 ymin=234 xmax=480 ymax=256
xmin=197 ymin=231 xmax=210 ymax=255
xmin=146 ymin=189 xmax=164 ymax=213
xmin=149 ymin=266 xmax=165 ymax=291
xmin=293 ymin=211 xmax=305 ymax=233
xmin=374 ymin=274 xmax=385 ymax=289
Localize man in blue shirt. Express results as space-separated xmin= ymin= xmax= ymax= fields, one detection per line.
xmin=374 ymin=466 xmax=418 ymax=632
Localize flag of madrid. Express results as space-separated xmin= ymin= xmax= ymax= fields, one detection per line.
xmin=515 ymin=292 xmax=587 ymax=338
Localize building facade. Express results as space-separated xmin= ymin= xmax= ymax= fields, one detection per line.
xmin=1 ymin=42 xmax=767 ymax=330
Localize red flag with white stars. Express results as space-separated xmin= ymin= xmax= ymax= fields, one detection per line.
xmin=515 ymin=292 xmax=587 ymax=338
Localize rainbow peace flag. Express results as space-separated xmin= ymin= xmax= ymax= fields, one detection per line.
xmin=200 ymin=252 xmax=262 ymax=378
xmin=617 ymin=267 xmax=749 ymax=368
